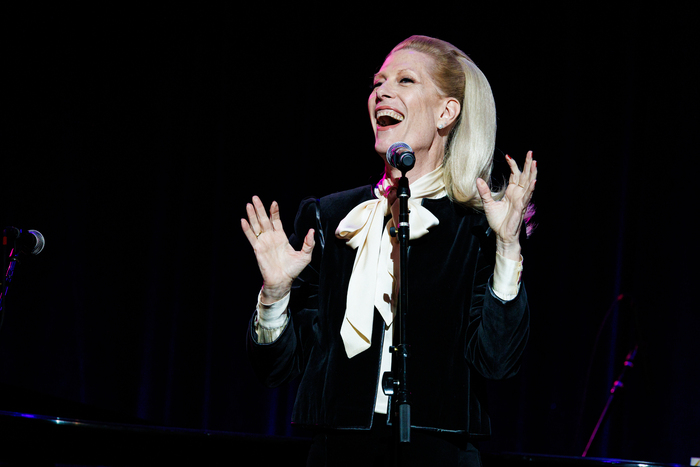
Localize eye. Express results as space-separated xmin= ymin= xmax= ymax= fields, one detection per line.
xmin=400 ymin=77 xmax=414 ymax=84
xmin=371 ymin=81 xmax=383 ymax=90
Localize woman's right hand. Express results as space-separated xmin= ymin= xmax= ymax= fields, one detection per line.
xmin=241 ymin=196 xmax=315 ymax=304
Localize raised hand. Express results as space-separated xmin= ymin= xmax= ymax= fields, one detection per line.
xmin=241 ymin=196 xmax=315 ymax=304
xmin=476 ymin=151 xmax=537 ymax=261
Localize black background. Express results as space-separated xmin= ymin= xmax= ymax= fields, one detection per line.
xmin=2 ymin=5 xmax=698 ymax=464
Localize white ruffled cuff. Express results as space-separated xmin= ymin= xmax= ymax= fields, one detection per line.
xmin=491 ymin=253 xmax=523 ymax=301
xmin=254 ymin=289 xmax=290 ymax=343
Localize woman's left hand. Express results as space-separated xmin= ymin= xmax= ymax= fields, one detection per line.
xmin=476 ymin=151 xmax=537 ymax=261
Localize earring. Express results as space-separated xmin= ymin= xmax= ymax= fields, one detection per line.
xmin=438 ymin=123 xmax=444 ymax=130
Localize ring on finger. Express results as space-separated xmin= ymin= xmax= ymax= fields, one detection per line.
xmin=255 ymin=231 xmax=264 ymax=238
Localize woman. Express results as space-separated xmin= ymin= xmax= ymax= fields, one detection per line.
xmin=242 ymin=35 xmax=537 ymax=466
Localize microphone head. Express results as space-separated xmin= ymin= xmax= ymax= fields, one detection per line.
xmin=386 ymin=142 xmax=415 ymax=172
xmin=26 ymin=230 xmax=45 ymax=255
xmin=3 ymin=227 xmax=45 ymax=255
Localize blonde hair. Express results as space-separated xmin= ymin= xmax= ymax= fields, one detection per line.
xmin=391 ymin=36 xmax=499 ymax=209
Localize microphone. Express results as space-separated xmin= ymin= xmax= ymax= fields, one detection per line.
xmin=2 ymin=227 xmax=45 ymax=255
xmin=386 ymin=142 xmax=415 ymax=172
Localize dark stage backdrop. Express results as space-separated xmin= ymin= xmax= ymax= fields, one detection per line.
xmin=2 ymin=6 xmax=698 ymax=465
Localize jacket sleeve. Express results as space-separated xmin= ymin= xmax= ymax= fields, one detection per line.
xmin=464 ymin=229 xmax=530 ymax=380
xmin=246 ymin=198 xmax=322 ymax=388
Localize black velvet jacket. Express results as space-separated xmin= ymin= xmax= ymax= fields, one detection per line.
xmin=247 ymin=185 xmax=529 ymax=437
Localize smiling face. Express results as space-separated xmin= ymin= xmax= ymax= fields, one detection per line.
xmin=369 ymin=49 xmax=460 ymax=181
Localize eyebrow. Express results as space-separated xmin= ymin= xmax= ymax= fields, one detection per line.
xmin=373 ymin=68 xmax=417 ymax=81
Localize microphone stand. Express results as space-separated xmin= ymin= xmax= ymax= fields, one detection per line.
xmin=382 ymin=171 xmax=412 ymax=452
xmin=582 ymin=345 xmax=638 ymax=457
xmin=0 ymin=227 xmax=43 ymax=331
xmin=381 ymin=144 xmax=416 ymax=464
xmin=1 ymin=231 xmax=20 ymax=331
xmin=394 ymin=173 xmax=411 ymax=444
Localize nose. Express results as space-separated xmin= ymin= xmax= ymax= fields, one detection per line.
xmin=374 ymin=81 xmax=393 ymax=100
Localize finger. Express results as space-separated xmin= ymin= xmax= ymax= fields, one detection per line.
xmin=476 ymin=178 xmax=494 ymax=205
xmin=269 ymin=201 xmax=284 ymax=232
xmin=241 ymin=218 xmax=258 ymax=246
xmin=529 ymin=154 xmax=538 ymax=182
xmin=301 ymin=229 xmax=315 ymax=255
xmin=246 ymin=201 xmax=262 ymax=234
xmin=514 ymin=158 xmax=536 ymax=204
xmin=525 ymin=177 xmax=536 ymax=197
xmin=506 ymin=154 xmax=522 ymax=179
xmin=520 ymin=177 xmax=537 ymax=211
xmin=506 ymin=155 xmax=524 ymax=188
xmin=520 ymin=151 xmax=533 ymax=181
xmin=252 ymin=196 xmax=273 ymax=231
xmin=522 ymin=153 xmax=537 ymax=194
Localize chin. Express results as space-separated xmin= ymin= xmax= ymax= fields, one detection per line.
xmin=373 ymin=133 xmax=400 ymax=157
xmin=374 ymin=140 xmax=388 ymax=156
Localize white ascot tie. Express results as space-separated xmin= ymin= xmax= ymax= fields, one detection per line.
xmin=335 ymin=166 xmax=447 ymax=358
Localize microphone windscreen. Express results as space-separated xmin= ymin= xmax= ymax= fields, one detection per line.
xmin=386 ymin=142 xmax=413 ymax=169
xmin=26 ymin=230 xmax=45 ymax=255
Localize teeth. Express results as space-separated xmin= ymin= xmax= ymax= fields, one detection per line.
xmin=376 ymin=109 xmax=404 ymax=122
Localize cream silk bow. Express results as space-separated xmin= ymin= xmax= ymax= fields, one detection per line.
xmin=335 ymin=166 xmax=447 ymax=358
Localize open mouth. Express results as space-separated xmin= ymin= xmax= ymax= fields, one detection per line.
xmin=376 ymin=109 xmax=404 ymax=129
